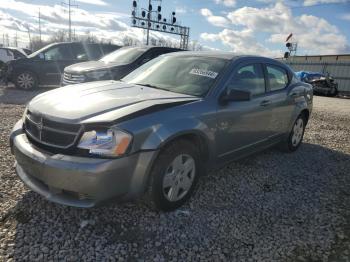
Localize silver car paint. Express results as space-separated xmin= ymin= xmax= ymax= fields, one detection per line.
xmin=10 ymin=54 xmax=313 ymax=207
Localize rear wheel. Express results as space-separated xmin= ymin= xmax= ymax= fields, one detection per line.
xmin=15 ymin=71 xmax=37 ymax=90
xmin=279 ymin=114 xmax=306 ymax=152
xmin=145 ymin=140 xmax=200 ymax=211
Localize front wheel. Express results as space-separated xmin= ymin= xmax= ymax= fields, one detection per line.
xmin=328 ymin=87 xmax=338 ymax=97
xmin=279 ymin=114 xmax=306 ymax=152
xmin=145 ymin=140 xmax=200 ymax=211
xmin=15 ymin=71 xmax=37 ymax=90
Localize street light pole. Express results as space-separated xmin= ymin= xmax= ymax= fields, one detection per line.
xmin=146 ymin=0 xmax=151 ymax=45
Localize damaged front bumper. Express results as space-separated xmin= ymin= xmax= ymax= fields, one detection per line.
xmin=10 ymin=120 xmax=157 ymax=208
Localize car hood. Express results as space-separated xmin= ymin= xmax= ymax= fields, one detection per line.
xmin=65 ymin=61 xmax=128 ymax=73
xmin=28 ymin=81 xmax=199 ymax=123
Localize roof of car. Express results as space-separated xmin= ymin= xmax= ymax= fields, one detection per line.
xmin=120 ymin=46 xmax=182 ymax=51
xmin=164 ymin=51 xmax=287 ymax=67
xmin=164 ymin=51 xmax=266 ymax=60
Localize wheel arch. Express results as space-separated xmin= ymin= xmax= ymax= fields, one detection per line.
xmin=300 ymin=108 xmax=310 ymax=124
xmin=14 ymin=69 xmax=39 ymax=85
xmin=159 ymin=131 xmax=211 ymax=164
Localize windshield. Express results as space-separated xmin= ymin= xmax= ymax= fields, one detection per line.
xmin=100 ymin=47 xmax=145 ymax=64
xmin=122 ymin=55 xmax=228 ymax=96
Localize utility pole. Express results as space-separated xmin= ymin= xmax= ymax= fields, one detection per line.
xmin=26 ymin=25 xmax=31 ymax=49
xmin=14 ymin=31 xmax=18 ymax=47
xmin=38 ymin=8 xmax=42 ymax=43
xmin=146 ymin=0 xmax=151 ymax=45
xmin=62 ymin=0 xmax=78 ymax=42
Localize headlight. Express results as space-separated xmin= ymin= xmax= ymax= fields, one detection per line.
xmin=77 ymin=129 xmax=132 ymax=157
xmin=85 ymin=70 xmax=109 ymax=80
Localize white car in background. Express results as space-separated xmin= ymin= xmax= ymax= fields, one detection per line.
xmin=0 ymin=47 xmax=27 ymax=63
xmin=0 ymin=47 xmax=28 ymax=82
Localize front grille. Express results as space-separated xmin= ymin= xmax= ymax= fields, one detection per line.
xmin=62 ymin=72 xmax=85 ymax=85
xmin=24 ymin=111 xmax=82 ymax=149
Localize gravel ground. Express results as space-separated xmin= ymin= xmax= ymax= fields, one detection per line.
xmin=0 ymin=87 xmax=349 ymax=261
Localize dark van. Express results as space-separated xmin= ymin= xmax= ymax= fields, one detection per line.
xmin=6 ymin=42 xmax=120 ymax=89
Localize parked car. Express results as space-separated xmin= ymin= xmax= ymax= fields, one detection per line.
xmin=296 ymin=71 xmax=338 ymax=97
xmin=0 ymin=47 xmax=28 ymax=82
xmin=0 ymin=47 xmax=27 ymax=63
xmin=5 ymin=42 xmax=120 ymax=89
xmin=61 ymin=46 xmax=182 ymax=86
xmin=10 ymin=52 xmax=313 ymax=211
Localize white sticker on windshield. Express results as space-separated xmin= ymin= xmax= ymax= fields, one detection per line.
xmin=190 ymin=68 xmax=218 ymax=79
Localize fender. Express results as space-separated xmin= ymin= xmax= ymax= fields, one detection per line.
xmin=138 ymin=117 xmax=216 ymax=165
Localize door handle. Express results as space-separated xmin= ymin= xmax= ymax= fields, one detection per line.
xmin=260 ymin=100 xmax=271 ymax=107
xmin=290 ymin=93 xmax=298 ymax=98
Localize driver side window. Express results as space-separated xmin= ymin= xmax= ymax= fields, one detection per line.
xmin=229 ymin=64 xmax=265 ymax=96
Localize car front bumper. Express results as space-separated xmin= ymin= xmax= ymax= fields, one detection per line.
xmin=10 ymin=120 xmax=157 ymax=208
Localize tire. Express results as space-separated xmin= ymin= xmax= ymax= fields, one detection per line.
xmin=14 ymin=71 xmax=37 ymax=90
xmin=279 ymin=114 xmax=306 ymax=152
xmin=145 ymin=140 xmax=201 ymax=211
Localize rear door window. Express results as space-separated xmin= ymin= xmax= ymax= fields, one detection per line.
xmin=72 ymin=44 xmax=88 ymax=61
xmin=86 ymin=44 xmax=103 ymax=60
xmin=229 ymin=64 xmax=266 ymax=96
xmin=266 ymin=65 xmax=289 ymax=91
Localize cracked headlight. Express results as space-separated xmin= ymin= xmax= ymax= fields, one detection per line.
xmin=85 ymin=70 xmax=109 ymax=80
xmin=77 ymin=129 xmax=132 ymax=157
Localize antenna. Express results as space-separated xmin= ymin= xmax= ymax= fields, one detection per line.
xmin=62 ymin=0 xmax=78 ymax=42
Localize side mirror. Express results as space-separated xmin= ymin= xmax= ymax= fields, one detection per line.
xmin=220 ymin=88 xmax=251 ymax=103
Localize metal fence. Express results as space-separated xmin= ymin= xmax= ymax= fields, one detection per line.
xmin=282 ymin=60 xmax=350 ymax=93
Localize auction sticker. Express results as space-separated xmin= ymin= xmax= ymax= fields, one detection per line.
xmin=190 ymin=68 xmax=218 ymax=79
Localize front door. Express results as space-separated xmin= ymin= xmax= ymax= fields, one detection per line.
xmin=40 ymin=44 xmax=77 ymax=85
xmin=216 ymin=63 xmax=273 ymax=163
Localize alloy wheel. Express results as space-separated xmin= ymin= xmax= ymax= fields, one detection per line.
xmin=17 ymin=73 xmax=35 ymax=89
xmin=162 ymin=154 xmax=196 ymax=202
xmin=291 ymin=118 xmax=304 ymax=147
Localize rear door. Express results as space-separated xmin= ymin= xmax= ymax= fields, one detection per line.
xmin=216 ymin=62 xmax=273 ymax=163
xmin=263 ymin=64 xmax=294 ymax=134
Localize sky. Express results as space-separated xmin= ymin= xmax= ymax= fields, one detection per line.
xmin=0 ymin=0 xmax=349 ymax=57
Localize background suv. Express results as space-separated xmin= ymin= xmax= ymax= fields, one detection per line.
xmin=62 ymin=46 xmax=182 ymax=86
xmin=6 ymin=42 xmax=120 ymax=89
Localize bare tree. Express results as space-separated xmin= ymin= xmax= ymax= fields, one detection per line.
xmin=189 ymin=40 xmax=203 ymax=51
xmin=122 ymin=36 xmax=135 ymax=46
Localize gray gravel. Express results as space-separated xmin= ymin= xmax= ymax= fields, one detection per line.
xmin=0 ymin=87 xmax=349 ymax=261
